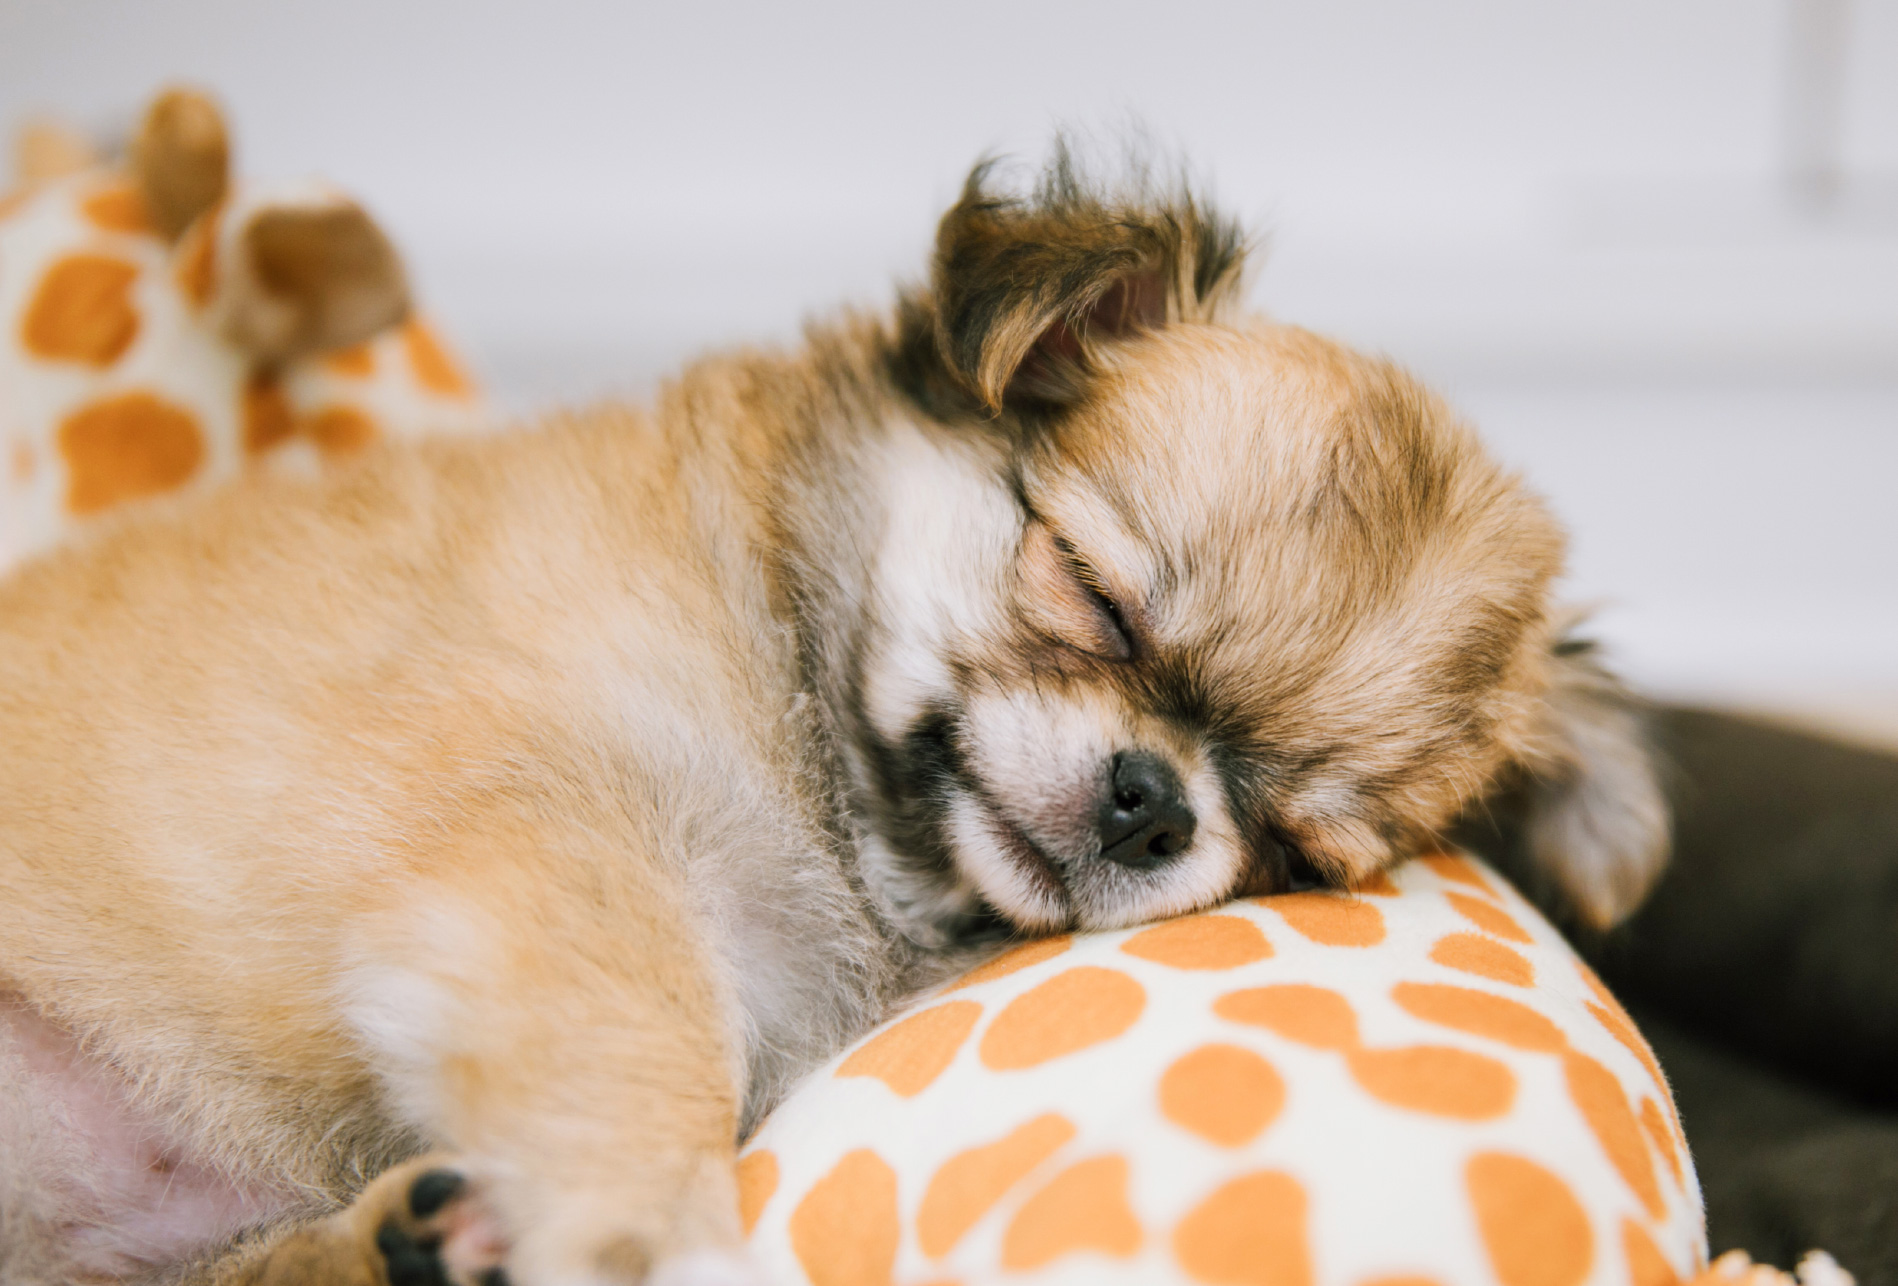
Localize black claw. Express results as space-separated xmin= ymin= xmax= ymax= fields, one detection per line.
xmin=407 ymin=1169 xmax=466 ymax=1220
xmin=376 ymin=1221 xmax=450 ymax=1286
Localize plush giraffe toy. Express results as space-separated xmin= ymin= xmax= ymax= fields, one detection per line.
xmin=742 ymin=855 xmax=1854 ymax=1286
xmin=0 ymin=87 xmax=487 ymax=573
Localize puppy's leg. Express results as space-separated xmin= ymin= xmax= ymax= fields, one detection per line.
xmin=339 ymin=805 xmax=760 ymax=1286
xmin=190 ymin=1156 xmax=504 ymax=1286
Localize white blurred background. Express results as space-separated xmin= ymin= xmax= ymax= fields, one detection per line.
xmin=4 ymin=0 xmax=1894 ymax=745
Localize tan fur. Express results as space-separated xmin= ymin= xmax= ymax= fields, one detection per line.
xmin=0 ymin=158 xmax=1665 ymax=1284
xmin=0 ymin=388 xmax=907 ymax=1283
xmin=1028 ymin=324 xmax=1568 ymax=882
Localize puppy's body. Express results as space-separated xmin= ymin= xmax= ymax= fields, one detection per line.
xmin=0 ymin=167 xmax=1667 ymax=1284
xmin=0 ymin=332 xmax=937 ymax=1279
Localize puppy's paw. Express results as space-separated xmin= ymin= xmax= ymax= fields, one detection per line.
xmin=350 ymin=1156 xmax=509 ymax=1286
xmin=645 ymin=1249 xmax=770 ymax=1286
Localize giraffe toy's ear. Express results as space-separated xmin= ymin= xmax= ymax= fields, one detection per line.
xmin=139 ymin=86 xmax=409 ymax=365
xmin=132 ymin=87 xmax=230 ymax=241
xmin=238 ymin=193 xmax=411 ymax=363
xmin=176 ymin=182 xmax=413 ymax=366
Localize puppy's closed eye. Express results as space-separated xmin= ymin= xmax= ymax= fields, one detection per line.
xmin=1017 ymin=521 xmax=1131 ymax=660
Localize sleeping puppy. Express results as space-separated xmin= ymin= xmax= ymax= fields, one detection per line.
xmin=0 ymin=154 xmax=1667 ymax=1285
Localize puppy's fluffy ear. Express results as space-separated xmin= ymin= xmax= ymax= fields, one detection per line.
xmin=1497 ymin=635 xmax=1671 ymax=930
xmin=894 ymin=142 xmax=1247 ymax=416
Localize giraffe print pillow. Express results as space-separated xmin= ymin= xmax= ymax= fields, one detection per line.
xmin=740 ymin=854 xmax=1713 ymax=1286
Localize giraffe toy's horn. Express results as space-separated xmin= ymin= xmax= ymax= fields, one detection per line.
xmin=132 ymin=87 xmax=230 ymax=241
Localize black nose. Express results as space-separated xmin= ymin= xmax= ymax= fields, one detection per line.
xmin=1097 ymin=751 xmax=1197 ymax=868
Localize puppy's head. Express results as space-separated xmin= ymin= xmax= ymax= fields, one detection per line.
xmin=846 ymin=153 xmax=1665 ymax=941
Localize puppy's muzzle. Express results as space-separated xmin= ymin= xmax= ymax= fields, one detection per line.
xmin=1097 ymin=751 xmax=1196 ymax=868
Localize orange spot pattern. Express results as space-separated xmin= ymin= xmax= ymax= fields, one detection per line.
xmin=949 ymin=936 xmax=1070 ymax=990
xmin=1641 ymin=1097 xmax=1684 ymax=1186
xmin=1122 ymin=914 xmax=1272 ymax=969
xmin=80 ymin=181 xmax=154 ymax=234
xmin=243 ymin=375 xmax=298 ymax=454
xmin=10 ymin=441 xmax=34 ymax=483
xmin=174 ymin=203 xmax=222 ymax=305
xmin=1217 ymin=985 xmax=1516 ymax=1120
xmin=1345 ymin=1045 xmax=1516 ymax=1121
xmin=1173 ymin=1170 xmax=1311 ymax=1286
xmin=1430 ymin=933 xmax=1534 ymax=987
xmin=1622 ymin=1217 xmax=1681 ymax=1286
xmin=736 ymin=1150 xmax=778 ymax=1236
xmin=324 ymin=342 xmax=376 ymax=377
xmin=1216 ymin=985 xmax=1360 ymax=1051
xmin=1391 ymin=982 xmax=1567 ymax=1054
xmin=23 ymin=254 xmax=142 ymax=366
xmin=1418 ymin=853 xmax=1496 ymax=894
xmin=918 ymin=1114 xmax=1075 ymax=1257
xmin=1580 ymin=966 xmax=1674 ymax=1108
xmin=789 ymin=1149 xmax=900 ymax=1286
xmin=1159 ymin=1044 xmax=1286 ymax=1146
xmin=1000 ymin=1156 xmax=1142 ymax=1270
xmin=239 ymin=377 xmax=398 ymax=462
xmin=58 ymin=392 xmax=204 ymax=515
xmin=404 ymin=318 xmax=474 ymax=397
xmin=1262 ymin=891 xmax=1387 ymax=946
xmin=1396 ymin=980 xmax=1683 ymax=1208
xmin=1466 ymin=1152 xmax=1594 ymax=1286
xmin=1577 ymin=964 xmax=1625 ymax=1016
xmin=836 ymin=1000 xmax=981 ymax=1098
xmin=1446 ymin=891 xmax=1535 ymax=944
xmin=1564 ymin=1052 xmax=1664 ymax=1218
xmin=1350 ymin=870 xmax=1401 ymax=896
xmin=1579 ymin=964 xmax=1690 ymax=1156
xmin=979 ymin=967 xmax=1145 ymax=1071
xmin=304 ymin=405 xmax=379 ymax=456
xmin=1587 ymin=998 xmax=1668 ymax=1088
